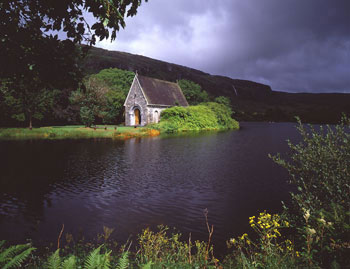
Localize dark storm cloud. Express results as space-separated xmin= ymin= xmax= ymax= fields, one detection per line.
xmin=97 ymin=0 xmax=350 ymax=93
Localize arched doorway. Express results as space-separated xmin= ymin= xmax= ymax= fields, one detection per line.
xmin=134 ymin=108 xmax=141 ymax=125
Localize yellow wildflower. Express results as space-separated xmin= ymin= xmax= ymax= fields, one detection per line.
xmin=240 ymin=233 xmax=248 ymax=240
xmin=303 ymin=209 xmax=310 ymax=222
xmin=307 ymin=228 xmax=316 ymax=235
xmin=319 ymin=218 xmax=326 ymax=225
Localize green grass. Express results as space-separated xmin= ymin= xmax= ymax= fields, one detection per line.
xmin=0 ymin=125 xmax=150 ymax=140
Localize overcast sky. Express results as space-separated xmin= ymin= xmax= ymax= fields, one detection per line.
xmin=96 ymin=0 xmax=350 ymax=93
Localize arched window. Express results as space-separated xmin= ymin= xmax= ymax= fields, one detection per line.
xmin=154 ymin=110 xmax=159 ymax=123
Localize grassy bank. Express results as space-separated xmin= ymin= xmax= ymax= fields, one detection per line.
xmin=0 ymin=125 xmax=159 ymax=140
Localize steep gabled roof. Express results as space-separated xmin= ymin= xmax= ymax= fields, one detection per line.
xmin=137 ymin=75 xmax=188 ymax=106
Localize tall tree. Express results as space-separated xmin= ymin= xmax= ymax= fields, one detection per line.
xmin=178 ymin=79 xmax=209 ymax=105
xmin=0 ymin=0 xmax=147 ymax=127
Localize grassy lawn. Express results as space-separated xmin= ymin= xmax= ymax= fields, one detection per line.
xmin=0 ymin=125 xmax=158 ymax=140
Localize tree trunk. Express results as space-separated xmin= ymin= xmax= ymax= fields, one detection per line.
xmin=29 ymin=114 xmax=32 ymax=130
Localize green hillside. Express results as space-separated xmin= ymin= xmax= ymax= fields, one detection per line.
xmin=83 ymin=46 xmax=350 ymax=123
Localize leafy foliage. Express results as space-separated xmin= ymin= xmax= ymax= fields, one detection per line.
xmin=156 ymin=102 xmax=239 ymax=133
xmin=0 ymin=0 xmax=146 ymax=128
xmin=70 ymin=77 xmax=109 ymax=127
xmin=92 ymin=68 xmax=135 ymax=94
xmin=46 ymin=249 xmax=61 ymax=269
xmin=61 ymin=255 xmax=77 ymax=269
xmin=214 ymin=96 xmax=231 ymax=108
xmin=70 ymin=68 xmax=135 ymax=126
xmin=135 ymin=225 xmax=217 ymax=268
xmin=116 ymin=251 xmax=129 ymax=269
xmin=204 ymin=102 xmax=236 ymax=129
xmin=43 ymin=245 xmax=120 ymax=269
xmin=0 ymin=241 xmax=35 ymax=269
xmin=271 ymin=117 xmax=350 ymax=267
xmin=92 ymin=68 xmax=135 ymax=124
xmin=80 ymin=107 xmax=95 ymax=127
xmin=178 ymin=79 xmax=209 ymax=105
xmin=84 ymin=245 xmax=111 ymax=269
xmin=0 ymin=79 xmax=60 ymax=128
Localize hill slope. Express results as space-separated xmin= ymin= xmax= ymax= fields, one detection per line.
xmin=83 ymin=47 xmax=350 ymax=123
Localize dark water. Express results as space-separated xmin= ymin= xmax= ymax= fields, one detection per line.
xmin=0 ymin=122 xmax=299 ymax=253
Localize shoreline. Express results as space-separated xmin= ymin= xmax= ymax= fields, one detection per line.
xmin=0 ymin=126 xmax=160 ymax=141
xmin=0 ymin=125 xmax=241 ymax=141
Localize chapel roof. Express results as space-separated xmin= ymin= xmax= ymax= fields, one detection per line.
xmin=137 ymin=75 xmax=189 ymax=106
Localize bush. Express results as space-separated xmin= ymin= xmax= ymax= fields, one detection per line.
xmin=271 ymin=117 xmax=350 ymax=268
xmin=157 ymin=103 xmax=239 ymax=133
xmin=203 ymin=102 xmax=238 ymax=129
xmin=214 ymin=96 xmax=231 ymax=108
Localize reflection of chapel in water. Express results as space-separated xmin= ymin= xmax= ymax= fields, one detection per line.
xmin=124 ymin=73 xmax=188 ymax=126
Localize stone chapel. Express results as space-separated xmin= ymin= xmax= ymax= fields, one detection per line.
xmin=124 ymin=74 xmax=189 ymax=126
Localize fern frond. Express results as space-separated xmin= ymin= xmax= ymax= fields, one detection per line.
xmin=117 ymin=251 xmax=129 ymax=269
xmin=61 ymin=255 xmax=77 ymax=269
xmin=141 ymin=261 xmax=153 ymax=269
xmin=46 ymin=249 xmax=61 ymax=269
xmin=0 ymin=244 xmax=29 ymax=262
xmin=84 ymin=245 xmax=102 ymax=269
xmin=3 ymin=246 xmax=35 ymax=269
xmin=102 ymin=250 xmax=112 ymax=269
xmin=0 ymin=240 xmax=5 ymax=249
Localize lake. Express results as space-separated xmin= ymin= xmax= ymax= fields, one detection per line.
xmin=0 ymin=122 xmax=299 ymax=254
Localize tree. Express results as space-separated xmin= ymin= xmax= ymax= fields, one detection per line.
xmin=178 ymin=79 xmax=209 ymax=105
xmin=1 ymin=79 xmax=59 ymax=129
xmin=92 ymin=68 xmax=135 ymax=123
xmin=0 ymin=0 xmax=147 ymax=127
xmin=214 ymin=96 xmax=231 ymax=108
xmin=70 ymin=77 xmax=109 ymax=127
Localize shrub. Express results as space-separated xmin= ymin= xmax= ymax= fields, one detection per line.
xmin=135 ymin=225 xmax=217 ymax=268
xmin=158 ymin=103 xmax=239 ymax=133
xmin=214 ymin=96 xmax=231 ymax=108
xmin=271 ymin=116 xmax=350 ymax=268
xmin=203 ymin=102 xmax=238 ymax=129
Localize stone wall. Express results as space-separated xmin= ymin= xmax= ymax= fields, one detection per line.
xmin=147 ymin=107 xmax=167 ymax=124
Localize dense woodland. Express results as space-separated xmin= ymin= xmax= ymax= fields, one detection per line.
xmin=0 ymin=64 xmax=235 ymax=129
